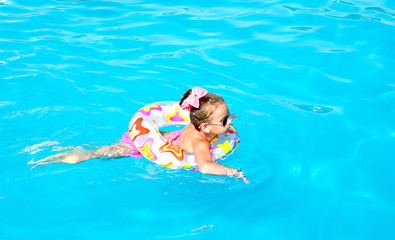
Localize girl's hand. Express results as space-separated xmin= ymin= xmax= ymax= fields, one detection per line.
xmin=234 ymin=171 xmax=250 ymax=184
xmin=223 ymin=166 xmax=250 ymax=184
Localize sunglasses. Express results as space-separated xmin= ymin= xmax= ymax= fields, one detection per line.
xmin=198 ymin=113 xmax=236 ymax=129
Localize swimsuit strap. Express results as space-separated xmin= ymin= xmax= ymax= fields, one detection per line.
xmin=199 ymin=131 xmax=209 ymax=141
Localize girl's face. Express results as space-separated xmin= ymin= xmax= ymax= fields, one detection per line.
xmin=205 ymin=103 xmax=232 ymax=135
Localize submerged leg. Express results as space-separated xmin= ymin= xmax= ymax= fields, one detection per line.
xmin=28 ymin=140 xmax=136 ymax=169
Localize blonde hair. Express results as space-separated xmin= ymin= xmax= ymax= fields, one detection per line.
xmin=180 ymin=89 xmax=225 ymax=130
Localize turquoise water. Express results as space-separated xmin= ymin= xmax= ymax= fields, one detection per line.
xmin=1 ymin=0 xmax=395 ymax=239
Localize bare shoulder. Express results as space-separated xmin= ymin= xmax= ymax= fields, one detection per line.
xmin=193 ymin=138 xmax=211 ymax=156
xmin=193 ymin=138 xmax=210 ymax=149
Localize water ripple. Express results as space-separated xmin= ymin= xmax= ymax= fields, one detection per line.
xmin=238 ymin=53 xmax=301 ymax=69
xmin=21 ymin=140 xmax=60 ymax=154
xmin=283 ymin=5 xmax=331 ymax=13
xmin=219 ymin=9 xmax=268 ymax=20
xmin=0 ymin=100 xmax=15 ymax=107
xmin=326 ymin=13 xmax=381 ymax=21
xmin=292 ymin=104 xmax=334 ymax=114
xmin=95 ymin=21 xmax=161 ymax=31
xmin=3 ymin=106 xmax=82 ymax=119
xmin=283 ymin=2 xmax=395 ymax=25
xmin=365 ymin=6 xmax=395 ymax=18
xmin=332 ymin=1 xmax=355 ymax=6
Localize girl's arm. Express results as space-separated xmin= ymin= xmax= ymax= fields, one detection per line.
xmin=194 ymin=141 xmax=249 ymax=184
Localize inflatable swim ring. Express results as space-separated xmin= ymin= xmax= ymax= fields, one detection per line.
xmin=127 ymin=101 xmax=239 ymax=169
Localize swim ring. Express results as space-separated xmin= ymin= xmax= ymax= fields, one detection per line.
xmin=127 ymin=101 xmax=239 ymax=169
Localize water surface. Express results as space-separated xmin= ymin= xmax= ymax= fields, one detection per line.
xmin=1 ymin=0 xmax=394 ymax=239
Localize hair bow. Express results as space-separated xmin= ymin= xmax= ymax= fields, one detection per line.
xmin=181 ymin=87 xmax=208 ymax=110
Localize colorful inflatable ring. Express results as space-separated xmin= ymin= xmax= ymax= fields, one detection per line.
xmin=128 ymin=101 xmax=239 ymax=169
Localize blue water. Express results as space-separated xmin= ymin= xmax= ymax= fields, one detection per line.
xmin=1 ymin=0 xmax=394 ymax=239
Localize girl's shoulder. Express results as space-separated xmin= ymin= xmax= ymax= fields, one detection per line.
xmin=179 ymin=124 xmax=209 ymax=150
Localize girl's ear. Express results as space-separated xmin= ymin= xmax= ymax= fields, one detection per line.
xmin=204 ymin=127 xmax=211 ymax=133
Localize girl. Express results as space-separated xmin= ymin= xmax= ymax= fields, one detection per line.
xmin=29 ymin=87 xmax=249 ymax=184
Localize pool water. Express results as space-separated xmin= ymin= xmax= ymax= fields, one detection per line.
xmin=1 ymin=0 xmax=394 ymax=239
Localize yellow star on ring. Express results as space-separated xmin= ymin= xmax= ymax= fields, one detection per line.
xmin=139 ymin=140 xmax=155 ymax=160
xmin=217 ymin=141 xmax=233 ymax=154
xmin=160 ymin=161 xmax=173 ymax=169
xmin=182 ymin=162 xmax=192 ymax=169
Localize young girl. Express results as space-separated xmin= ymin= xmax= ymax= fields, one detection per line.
xmin=29 ymin=87 xmax=249 ymax=184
